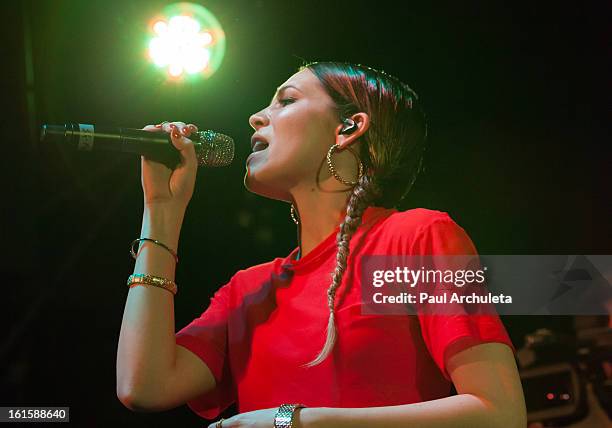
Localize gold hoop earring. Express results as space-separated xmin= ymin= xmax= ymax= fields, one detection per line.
xmin=290 ymin=204 xmax=299 ymax=225
xmin=326 ymin=144 xmax=364 ymax=186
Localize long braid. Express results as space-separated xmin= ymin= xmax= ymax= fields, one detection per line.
xmin=303 ymin=175 xmax=380 ymax=367
xmin=298 ymin=61 xmax=428 ymax=367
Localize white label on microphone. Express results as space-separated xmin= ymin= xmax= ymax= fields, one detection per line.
xmin=78 ymin=124 xmax=94 ymax=151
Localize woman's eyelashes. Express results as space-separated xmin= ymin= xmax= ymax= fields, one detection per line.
xmin=279 ymin=97 xmax=296 ymax=107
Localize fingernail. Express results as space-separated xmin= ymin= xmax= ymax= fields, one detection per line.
xmin=172 ymin=131 xmax=180 ymax=139
xmin=182 ymin=127 xmax=190 ymax=135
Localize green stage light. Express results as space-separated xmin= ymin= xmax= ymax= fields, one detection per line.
xmin=147 ymin=2 xmax=225 ymax=80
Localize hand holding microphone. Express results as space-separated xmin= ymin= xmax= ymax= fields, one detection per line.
xmin=140 ymin=121 xmax=200 ymax=210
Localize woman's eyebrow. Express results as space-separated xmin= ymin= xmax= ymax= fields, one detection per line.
xmin=270 ymin=84 xmax=301 ymax=104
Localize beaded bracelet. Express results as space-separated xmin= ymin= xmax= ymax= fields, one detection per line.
xmin=130 ymin=238 xmax=178 ymax=264
xmin=127 ymin=273 xmax=177 ymax=296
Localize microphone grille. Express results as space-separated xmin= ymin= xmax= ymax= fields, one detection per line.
xmin=194 ymin=130 xmax=235 ymax=167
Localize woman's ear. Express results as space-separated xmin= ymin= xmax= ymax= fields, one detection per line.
xmin=335 ymin=112 xmax=370 ymax=149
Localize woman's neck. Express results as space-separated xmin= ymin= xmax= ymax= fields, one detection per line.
xmin=292 ymin=186 xmax=350 ymax=259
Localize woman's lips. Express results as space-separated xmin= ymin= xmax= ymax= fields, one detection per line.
xmin=250 ymin=133 xmax=269 ymax=151
xmin=252 ymin=141 xmax=269 ymax=152
xmin=246 ymin=146 xmax=268 ymax=161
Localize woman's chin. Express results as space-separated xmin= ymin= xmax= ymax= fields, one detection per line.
xmin=244 ymin=173 xmax=291 ymax=202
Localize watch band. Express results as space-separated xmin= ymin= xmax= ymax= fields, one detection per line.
xmin=273 ymin=403 xmax=305 ymax=428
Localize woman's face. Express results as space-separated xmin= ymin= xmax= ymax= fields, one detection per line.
xmin=245 ymin=68 xmax=339 ymax=201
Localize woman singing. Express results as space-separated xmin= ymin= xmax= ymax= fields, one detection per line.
xmin=117 ymin=62 xmax=527 ymax=427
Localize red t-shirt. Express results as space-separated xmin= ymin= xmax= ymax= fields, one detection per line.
xmin=175 ymin=206 xmax=516 ymax=419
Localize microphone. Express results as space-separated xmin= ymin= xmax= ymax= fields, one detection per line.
xmin=40 ymin=123 xmax=234 ymax=168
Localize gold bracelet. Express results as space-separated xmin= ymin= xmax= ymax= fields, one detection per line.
xmin=127 ymin=273 xmax=177 ymax=296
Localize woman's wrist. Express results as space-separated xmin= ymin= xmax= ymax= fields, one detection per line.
xmin=141 ymin=203 xmax=185 ymax=250
xmin=293 ymin=407 xmax=336 ymax=428
xmin=133 ymin=206 xmax=184 ymax=276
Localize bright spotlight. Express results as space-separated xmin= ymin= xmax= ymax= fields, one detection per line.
xmin=147 ymin=2 xmax=226 ymax=80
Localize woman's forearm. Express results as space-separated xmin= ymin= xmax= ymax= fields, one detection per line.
xmin=297 ymin=393 xmax=523 ymax=428
xmin=116 ymin=205 xmax=184 ymax=408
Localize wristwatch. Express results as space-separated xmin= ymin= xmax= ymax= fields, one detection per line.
xmin=273 ymin=403 xmax=306 ymax=428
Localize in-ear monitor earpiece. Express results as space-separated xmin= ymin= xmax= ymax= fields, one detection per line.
xmin=340 ymin=118 xmax=357 ymax=135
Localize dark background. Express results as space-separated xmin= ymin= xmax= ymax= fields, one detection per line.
xmin=1 ymin=0 xmax=610 ymax=426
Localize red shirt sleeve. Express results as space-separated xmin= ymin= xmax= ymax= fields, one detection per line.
xmin=175 ymin=277 xmax=236 ymax=419
xmin=409 ymin=214 xmax=517 ymax=382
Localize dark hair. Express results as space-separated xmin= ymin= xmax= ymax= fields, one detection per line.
xmin=299 ymin=61 xmax=428 ymax=367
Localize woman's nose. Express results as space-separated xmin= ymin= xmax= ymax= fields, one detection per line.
xmin=249 ymin=108 xmax=269 ymax=130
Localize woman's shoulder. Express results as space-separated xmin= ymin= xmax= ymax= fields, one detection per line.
xmin=381 ymin=207 xmax=456 ymax=233
xmin=380 ymin=207 xmax=476 ymax=254
xmin=226 ymin=256 xmax=287 ymax=287
xmin=368 ymin=207 xmax=472 ymax=250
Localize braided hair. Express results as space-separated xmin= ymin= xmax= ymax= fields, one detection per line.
xmin=300 ymin=62 xmax=428 ymax=367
